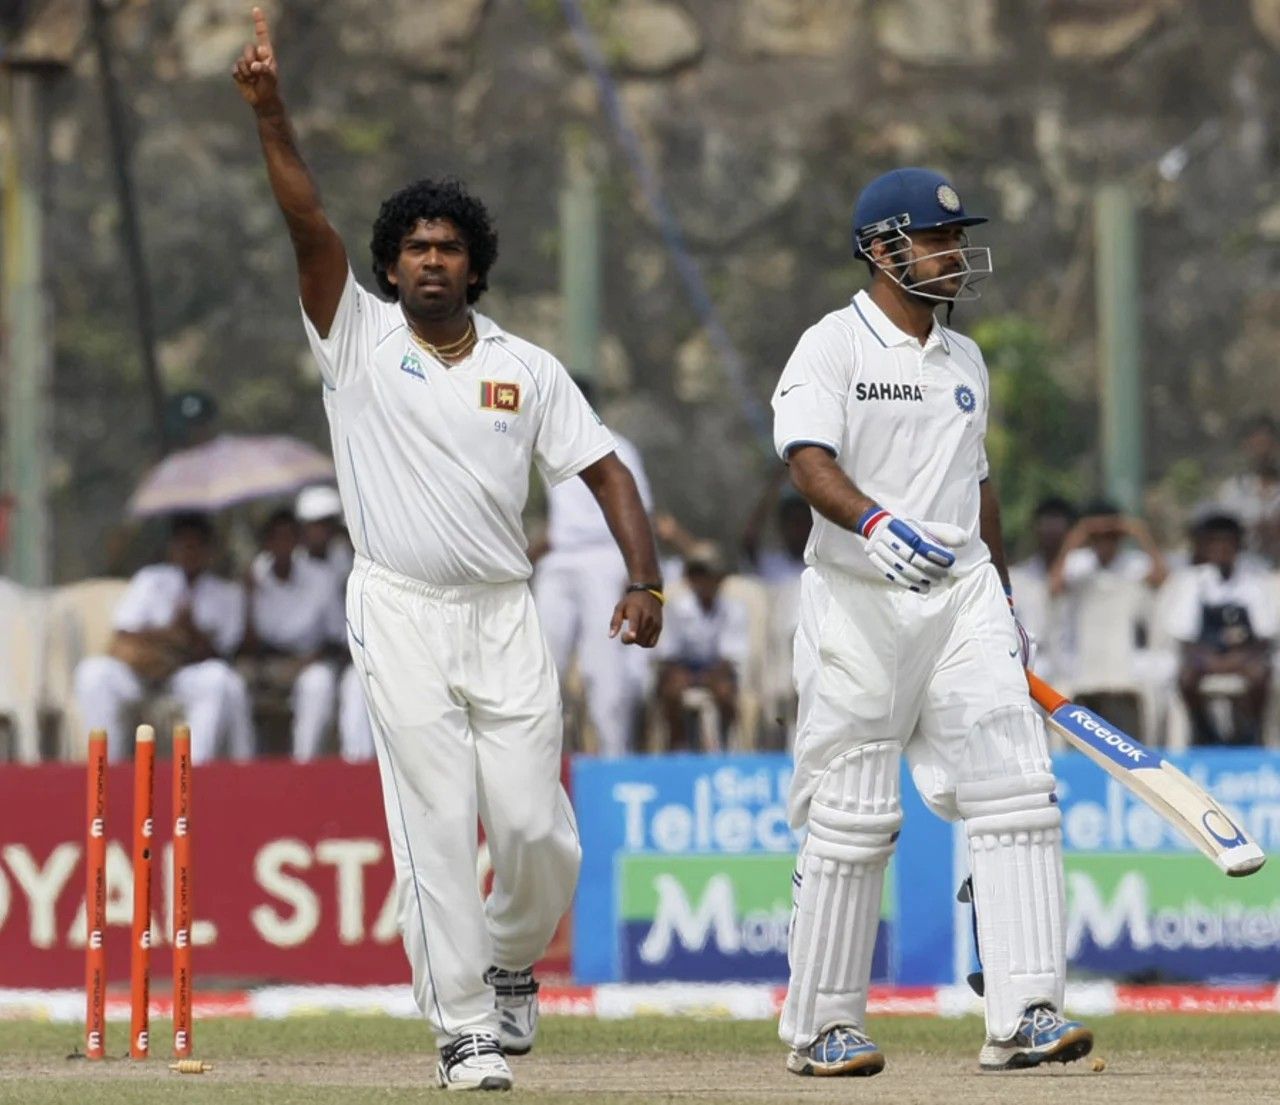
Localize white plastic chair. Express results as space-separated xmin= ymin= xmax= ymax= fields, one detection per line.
xmin=0 ymin=579 xmax=48 ymax=762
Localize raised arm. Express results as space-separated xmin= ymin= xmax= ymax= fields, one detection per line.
xmin=233 ymin=7 xmax=347 ymax=335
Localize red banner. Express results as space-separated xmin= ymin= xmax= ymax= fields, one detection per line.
xmin=0 ymin=758 xmax=571 ymax=988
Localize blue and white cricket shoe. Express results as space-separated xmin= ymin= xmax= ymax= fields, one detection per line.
xmin=485 ymin=965 xmax=539 ymax=1056
xmin=979 ymin=1003 xmax=1093 ymax=1071
xmin=786 ymin=1023 xmax=885 ymax=1077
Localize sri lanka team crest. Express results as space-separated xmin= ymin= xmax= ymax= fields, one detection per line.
xmin=481 ymin=380 xmax=521 ymax=413
xmin=954 ymin=384 xmax=976 ymax=414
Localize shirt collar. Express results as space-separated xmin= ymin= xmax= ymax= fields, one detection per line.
xmin=851 ymin=290 xmax=950 ymax=354
xmin=472 ymin=311 xmax=505 ymax=343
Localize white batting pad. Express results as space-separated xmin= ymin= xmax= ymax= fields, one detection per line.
xmin=956 ymin=706 xmax=1066 ymax=1040
xmin=779 ymin=742 xmax=901 ymax=1048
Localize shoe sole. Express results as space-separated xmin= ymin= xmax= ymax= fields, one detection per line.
xmin=501 ymin=1044 xmax=532 ymax=1057
xmin=980 ymin=1028 xmax=1094 ymax=1072
xmin=440 ymin=1075 xmax=513 ymax=1092
xmin=787 ymin=1052 xmax=886 ymax=1078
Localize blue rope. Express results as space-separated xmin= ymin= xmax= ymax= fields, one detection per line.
xmin=558 ymin=0 xmax=772 ymax=450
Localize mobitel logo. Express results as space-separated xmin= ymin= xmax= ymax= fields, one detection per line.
xmin=619 ymin=855 xmax=794 ymax=982
xmin=1064 ymin=855 xmax=1280 ymax=974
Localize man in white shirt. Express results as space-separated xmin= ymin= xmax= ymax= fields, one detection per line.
xmin=73 ymin=513 xmax=253 ymax=762
xmin=655 ymin=542 xmax=749 ymax=750
xmin=241 ymin=509 xmax=345 ymax=760
xmin=1166 ymin=511 xmax=1276 ymax=744
xmin=295 ymin=485 xmax=373 ymax=761
xmin=236 ymin=13 xmax=662 ymax=1091
xmin=1218 ymin=414 xmax=1280 ymax=567
xmin=1008 ymin=496 xmax=1077 ymax=681
xmin=534 ymin=377 xmax=654 ymax=758
xmin=771 ymin=168 xmax=1091 ymax=1077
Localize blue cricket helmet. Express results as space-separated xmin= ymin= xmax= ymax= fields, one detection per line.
xmin=852 ymin=168 xmax=987 ymax=256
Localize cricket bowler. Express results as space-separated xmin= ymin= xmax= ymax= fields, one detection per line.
xmin=234 ymin=9 xmax=663 ymax=1091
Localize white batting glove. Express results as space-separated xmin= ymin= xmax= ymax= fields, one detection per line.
xmin=857 ymin=506 xmax=966 ymax=593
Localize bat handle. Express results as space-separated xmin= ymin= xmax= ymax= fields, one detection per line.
xmin=1025 ymin=669 xmax=1069 ymax=713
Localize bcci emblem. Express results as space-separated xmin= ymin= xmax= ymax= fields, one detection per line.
xmin=936 ymin=183 xmax=961 ymax=213
xmin=954 ymin=384 xmax=976 ymax=414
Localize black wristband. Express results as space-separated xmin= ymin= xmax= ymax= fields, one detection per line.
xmin=626 ymin=582 xmax=665 ymax=605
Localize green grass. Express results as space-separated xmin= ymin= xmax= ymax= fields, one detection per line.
xmin=0 ymin=1013 xmax=1276 ymax=1104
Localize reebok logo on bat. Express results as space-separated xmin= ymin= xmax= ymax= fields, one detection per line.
xmin=1068 ymin=709 xmax=1149 ymax=765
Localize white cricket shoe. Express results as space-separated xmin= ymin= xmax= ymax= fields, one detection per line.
xmin=979 ymin=1004 xmax=1093 ymax=1071
xmin=436 ymin=1030 xmax=513 ymax=1091
xmin=485 ymin=965 xmax=539 ymax=1056
xmin=786 ymin=1023 xmax=885 ymax=1077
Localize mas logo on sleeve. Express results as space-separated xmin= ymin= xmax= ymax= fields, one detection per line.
xmin=953 ymin=384 xmax=976 ymax=414
xmin=480 ymin=381 xmax=521 ymax=413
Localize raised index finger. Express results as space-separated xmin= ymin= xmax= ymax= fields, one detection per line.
xmin=252 ymin=6 xmax=273 ymax=48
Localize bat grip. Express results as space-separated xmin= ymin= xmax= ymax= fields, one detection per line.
xmin=1025 ymin=669 xmax=1069 ymax=713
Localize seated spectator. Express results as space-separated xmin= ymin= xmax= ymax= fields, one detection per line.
xmin=73 ymin=513 xmax=253 ymax=762
xmin=1049 ymin=499 xmax=1169 ymax=597
xmin=1217 ymin=414 xmax=1280 ymax=568
xmin=241 ymin=509 xmax=345 ymax=760
xmin=1165 ymin=511 xmax=1276 ymax=745
xmin=296 ymin=484 xmax=354 ymax=578
xmin=295 ymin=485 xmax=373 ymax=761
xmin=656 ymin=542 xmax=749 ymax=750
xmin=740 ymin=467 xmax=811 ymax=585
xmin=1009 ymin=496 xmax=1077 ymax=679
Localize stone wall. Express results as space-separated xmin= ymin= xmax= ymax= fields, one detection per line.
xmin=9 ymin=0 xmax=1280 ymax=576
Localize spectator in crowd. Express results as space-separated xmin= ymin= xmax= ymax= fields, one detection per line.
xmin=533 ymin=379 xmax=655 ymax=758
xmin=1166 ymin=511 xmax=1276 ymax=745
xmin=740 ymin=467 xmax=812 ymax=585
xmin=73 ymin=513 xmax=254 ymax=762
xmin=741 ymin=472 xmax=814 ymax=748
xmin=1217 ymin=414 xmax=1280 ymax=568
xmin=656 ymin=541 xmax=749 ymax=750
xmin=296 ymin=484 xmax=354 ymax=578
xmin=241 ymin=509 xmax=346 ymax=760
xmin=1048 ymin=499 xmax=1169 ymax=596
xmin=295 ymin=485 xmax=374 ymax=761
xmin=653 ymin=510 xmax=702 ymax=588
xmin=1008 ymin=496 xmax=1077 ymax=679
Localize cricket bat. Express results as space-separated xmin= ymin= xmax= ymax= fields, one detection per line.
xmin=1026 ymin=671 xmax=1266 ymax=877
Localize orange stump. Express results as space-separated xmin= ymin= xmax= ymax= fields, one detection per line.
xmin=171 ymin=726 xmax=193 ymax=1058
xmin=84 ymin=731 xmax=108 ymax=1060
xmin=129 ymin=725 xmax=156 ymax=1060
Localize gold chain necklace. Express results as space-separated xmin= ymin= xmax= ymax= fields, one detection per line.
xmin=409 ymin=317 xmax=476 ymax=361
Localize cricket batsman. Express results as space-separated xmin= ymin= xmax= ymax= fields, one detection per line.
xmin=234 ymin=9 xmax=663 ymax=1091
xmin=772 ymin=167 xmax=1094 ymax=1075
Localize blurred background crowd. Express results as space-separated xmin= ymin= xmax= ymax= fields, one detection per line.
xmin=2 ymin=1 xmax=1280 ymax=762
xmin=0 ymin=387 xmax=1276 ymax=763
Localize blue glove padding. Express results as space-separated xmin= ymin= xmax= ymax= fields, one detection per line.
xmin=858 ymin=507 xmax=966 ymax=593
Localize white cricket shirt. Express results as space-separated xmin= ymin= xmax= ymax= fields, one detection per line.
xmin=772 ymin=290 xmax=992 ymax=583
xmin=112 ymin=565 xmax=245 ymax=657
xmin=1161 ymin=563 xmax=1279 ymax=645
xmin=249 ymin=551 xmax=345 ymax=653
xmin=303 ymin=270 xmax=617 ymax=586
xmin=546 ymin=433 xmax=652 ymax=551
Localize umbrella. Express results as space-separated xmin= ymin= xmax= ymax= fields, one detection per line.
xmin=127 ymin=434 xmax=336 ymax=518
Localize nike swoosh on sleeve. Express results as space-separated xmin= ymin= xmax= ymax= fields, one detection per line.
xmin=779 ymin=383 xmax=807 ymax=397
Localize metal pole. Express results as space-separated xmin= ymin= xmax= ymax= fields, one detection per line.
xmin=2 ymin=68 xmax=53 ymax=585
xmin=559 ymin=133 xmax=601 ymax=380
xmin=1094 ymin=183 xmax=1144 ymax=513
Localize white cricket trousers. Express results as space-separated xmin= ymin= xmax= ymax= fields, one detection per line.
xmin=73 ymin=655 xmax=255 ymax=762
xmin=346 ymin=556 xmax=580 ymax=1046
xmin=534 ymin=545 xmax=647 ymax=757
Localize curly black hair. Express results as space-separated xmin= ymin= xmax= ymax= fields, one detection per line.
xmin=368 ymin=177 xmax=499 ymax=303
